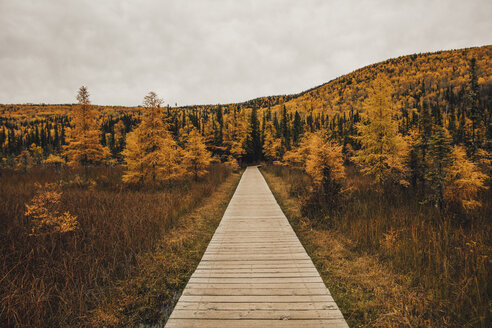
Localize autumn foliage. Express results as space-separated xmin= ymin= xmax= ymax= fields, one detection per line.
xmin=122 ymin=92 xmax=183 ymax=185
xmin=445 ymin=145 xmax=488 ymax=210
xmin=353 ymin=77 xmax=409 ymax=188
xmin=25 ymin=183 xmax=78 ymax=236
xmin=64 ymin=86 xmax=110 ymax=170
xmin=182 ymin=128 xmax=212 ymax=180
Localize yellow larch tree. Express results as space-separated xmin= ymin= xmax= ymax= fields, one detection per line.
xmin=45 ymin=154 xmax=65 ymax=167
xmin=177 ymin=118 xmax=195 ymax=147
xmin=223 ymin=109 xmax=247 ymax=162
xmin=224 ymin=155 xmax=240 ymax=172
xmin=29 ymin=143 xmax=43 ymax=165
xmin=64 ymin=86 xmax=109 ymax=179
xmin=284 ymin=132 xmax=345 ymax=214
xmin=444 ymin=145 xmax=488 ymax=210
xmin=353 ymin=77 xmax=408 ymax=189
xmin=182 ymin=127 xmax=212 ymax=180
xmin=25 ymin=183 xmax=78 ymax=236
xmin=262 ymin=122 xmax=282 ymax=162
xmin=283 ymin=132 xmax=344 ymax=184
xmin=282 ymin=132 xmax=314 ymax=169
xmin=16 ymin=150 xmax=32 ymax=171
xmin=122 ymin=92 xmax=183 ymax=185
xmin=113 ymin=119 xmax=126 ymax=151
xmin=304 ymin=132 xmax=345 ymax=185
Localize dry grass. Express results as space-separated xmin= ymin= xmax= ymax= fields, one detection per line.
xmin=261 ymin=165 xmax=491 ymax=328
xmin=87 ymin=170 xmax=242 ymax=327
xmin=0 ymin=164 xmax=234 ymax=327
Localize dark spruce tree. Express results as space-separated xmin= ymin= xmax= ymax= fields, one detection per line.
xmin=292 ymin=110 xmax=303 ymax=146
xmin=467 ymin=57 xmax=481 ymax=154
xmin=214 ymin=105 xmax=224 ymax=146
xmin=426 ymin=125 xmax=452 ymax=210
xmin=418 ymin=99 xmax=433 ymax=186
xmin=245 ymin=107 xmax=262 ymax=163
xmin=280 ymin=105 xmax=291 ymax=150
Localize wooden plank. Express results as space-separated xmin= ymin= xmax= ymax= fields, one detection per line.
xmin=170 ymin=309 xmax=344 ymax=319
xmin=164 ymin=167 xmax=348 ymax=327
xmin=174 ymin=302 xmax=339 ymax=311
xmin=193 ymin=268 xmax=319 ymax=274
xmin=182 ymin=288 xmax=330 ymax=296
xmin=190 ymin=272 xmax=322 ymax=278
xmin=187 ymin=277 xmax=324 ymax=284
xmin=166 ymin=319 xmax=349 ymax=328
xmin=177 ymin=295 xmax=336 ymax=303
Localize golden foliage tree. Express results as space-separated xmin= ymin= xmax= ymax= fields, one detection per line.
xmin=282 ymin=132 xmax=314 ymax=168
xmin=224 ymin=155 xmax=240 ymax=172
xmin=25 ymin=183 xmax=78 ymax=236
xmin=353 ymin=77 xmax=408 ymax=188
xmin=182 ymin=128 xmax=212 ymax=180
xmin=122 ymin=92 xmax=183 ymax=185
xmin=283 ymin=132 xmax=344 ymax=184
xmin=64 ymin=86 xmax=109 ymax=177
xmin=223 ymin=109 xmax=247 ymax=160
xmin=45 ymin=154 xmax=65 ymax=167
xmin=16 ymin=150 xmax=32 ymax=171
xmin=284 ymin=132 xmax=346 ymax=215
xmin=444 ymin=146 xmax=488 ymax=210
xmin=262 ymin=122 xmax=282 ymax=162
xmin=29 ymin=143 xmax=43 ymax=165
xmin=304 ymin=133 xmax=345 ymax=185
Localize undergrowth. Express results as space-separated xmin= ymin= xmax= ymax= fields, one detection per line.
xmin=261 ymin=165 xmax=491 ymax=328
xmin=0 ymin=164 xmax=233 ymax=327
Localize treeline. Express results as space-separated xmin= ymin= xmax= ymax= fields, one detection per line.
xmin=0 ymin=47 xmax=491 ymax=195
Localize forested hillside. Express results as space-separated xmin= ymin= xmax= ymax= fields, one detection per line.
xmin=1 ymin=45 xmax=491 ymax=166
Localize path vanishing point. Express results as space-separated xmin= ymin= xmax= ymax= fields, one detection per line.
xmin=165 ymin=166 xmax=349 ymax=327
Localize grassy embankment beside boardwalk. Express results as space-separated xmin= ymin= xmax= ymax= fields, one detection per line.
xmin=0 ymin=164 xmax=242 ymax=327
xmin=261 ymin=165 xmax=490 ymax=328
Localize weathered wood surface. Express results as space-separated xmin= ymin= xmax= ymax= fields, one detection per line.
xmin=165 ymin=166 xmax=349 ymax=327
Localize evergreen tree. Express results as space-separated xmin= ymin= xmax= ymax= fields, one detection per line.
xmin=448 ymin=108 xmax=457 ymax=143
xmin=292 ymin=110 xmax=303 ymax=145
xmin=467 ymin=58 xmax=482 ymax=153
xmin=426 ymin=125 xmax=452 ymax=209
xmin=214 ymin=105 xmax=224 ymax=146
xmin=280 ymin=105 xmax=291 ymax=150
xmin=416 ymin=100 xmax=434 ymax=187
xmin=245 ymin=107 xmax=262 ymax=162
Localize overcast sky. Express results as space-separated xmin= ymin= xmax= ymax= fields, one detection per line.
xmin=1 ymin=0 xmax=491 ymax=106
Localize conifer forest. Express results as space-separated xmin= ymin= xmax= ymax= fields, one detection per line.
xmin=1 ymin=42 xmax=491 ymax=327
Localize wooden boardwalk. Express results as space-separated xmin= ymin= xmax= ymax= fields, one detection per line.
xmin=165 ymin=166 xmax=349 ymax=327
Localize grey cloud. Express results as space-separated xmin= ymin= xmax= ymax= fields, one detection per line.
xmin=1 ymin=0 xmax=491 ymax=106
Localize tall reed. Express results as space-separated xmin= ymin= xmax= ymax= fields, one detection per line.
xmin=0 ymin=165 xmax=230 ymax=327
xmin=263 ymin=165 xmax=491 ymax=327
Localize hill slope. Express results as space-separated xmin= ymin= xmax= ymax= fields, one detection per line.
xmin=0 ymin=45 xmax=491 ymax=161
xmin=259 ymin=45 xmax=491 ymax=115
